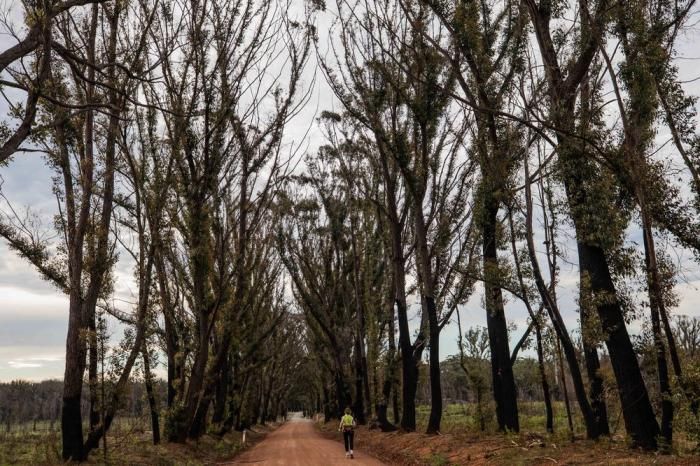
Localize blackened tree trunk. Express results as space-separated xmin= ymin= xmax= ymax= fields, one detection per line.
xmin=535 ymin=324 xmax=553 ymax=433
xmin=524 ymin=0 xmax=660 ymax=447
xmin=483 ymin=199 xmax=519 ymax=432
xmin=384 ymin=163 xmax=424 ymax=431
xmin=322 ymin=384 xmax=332 ymax=422
xmin=580 ymin=314 xmax=610 ymax=435
xmin=223 ymin=367 xmax=247 ymax=434
xmin=393 ymin=246 xmax=421 ymax=431
xmin=354 ymin=336 xmax=367 ymax=425
xmin=578 ymin=241 xmax=659 ymax=449
xmin=62 ymin=298 xmax=87 ymax=460
xmin=381 ymin=283 xmax=399 ymax=430
xmin=88 ymin=314 xmax=100 ymax=432
xmin=425 ymin=296 xmax=442 ymax=434
xmin=189 ymin=398 xmax=209 ymax=439
xmin=261 ymin=363 xmax=277 ymax=425
xmin=524 ymin=167 xmax=599 ymax=439
xmin=350 ymin=218 xmax=372 ymax=423
xmin=642 ymin=211 xmax=673 ymax=451
xmin=143 ymin=346 xmax=161 ymax=445
xmin=334 ymin=361 xmax=352 ymax=419
xmin=174 ymin=305 xmax=211 ymax=442
xmin=212 ymin=360 xmax=230 ymax=426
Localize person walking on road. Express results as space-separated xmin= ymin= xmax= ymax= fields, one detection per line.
xmin=338 ymin=407 xmax=356 ymax=459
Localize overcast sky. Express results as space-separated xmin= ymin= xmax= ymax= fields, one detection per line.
xmin=0 ymin=2 xmax=699 ymax=382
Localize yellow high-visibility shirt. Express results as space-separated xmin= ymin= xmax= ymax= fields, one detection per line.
xmin=341 ymin=414 xmax=354 ymax=428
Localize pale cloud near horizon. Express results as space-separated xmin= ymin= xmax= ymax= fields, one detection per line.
xmin=0 ymin=346 xmax=66 ymax=381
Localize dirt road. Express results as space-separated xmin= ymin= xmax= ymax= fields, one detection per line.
xmin=225 ymin=418 xmax=386 ymax=465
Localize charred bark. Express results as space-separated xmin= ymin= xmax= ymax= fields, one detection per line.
xmin=483 ymin=199 xmax=519 ymax=432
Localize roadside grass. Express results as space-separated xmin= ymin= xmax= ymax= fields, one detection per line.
xmin=319 ymin=402 xmax=700 ymax=465
xmin=412 ymin=402 xmax=588 ymax=436
xmin=0 ymin=417 xmax=276 ymax=465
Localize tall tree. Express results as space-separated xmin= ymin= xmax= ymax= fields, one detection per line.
xmin=523 ymin=0 xmax=660 ymax=449
xmin=417 ymin=0 xmax=528 ymax=432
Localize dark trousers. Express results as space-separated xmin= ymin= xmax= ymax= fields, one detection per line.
xmin=343 ymin=430 xmax=354 ymax=451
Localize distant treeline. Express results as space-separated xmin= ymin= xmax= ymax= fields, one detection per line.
xmin=0 ymin=379 xmax=166 ymax=432
xmin=0 ymin=354 xmax=575 ymax=432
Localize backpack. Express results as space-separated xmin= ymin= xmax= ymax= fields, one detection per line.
xmin=341 ymin=414 xmax=354 ymax=431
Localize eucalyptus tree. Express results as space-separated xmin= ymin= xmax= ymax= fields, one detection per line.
xmin=522 ymin=0 xmax=662 ymax=449
xmin=505 ymin=208 xmax=553 ymax=433
xmin=146 ymin=0 xmax=310 ymax=442
xmin=309 ymin=114 xmax=404 ymax=428
xmin=216 ymin=281 xmax=293 ymax=433
xmin=0 ymin=0 xmax=156 ymax=459
xmin=313 ymin=0 xmax=424 ymax=430
xmin=315 ymin=0 xmax=478 ymax=433
xmin=587 ymin=0 xmax=700 ymax=447
xmin=277 ymin=156 xmax=358 ymax=419
xmin=414 ymin=0 xmax=531 ymax=433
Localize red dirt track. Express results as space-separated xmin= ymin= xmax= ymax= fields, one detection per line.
xmin=224 ymin=417 xmax=386 ymax=465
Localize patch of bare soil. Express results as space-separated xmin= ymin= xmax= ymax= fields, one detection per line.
xmin=318 ymin=422 xmax=700 ymax=465
xmin=224 ymin=418 xmax=384 ymax=465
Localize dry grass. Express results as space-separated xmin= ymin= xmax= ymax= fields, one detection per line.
xmin=317 ymin=403 xmax=700 ymax=465
xmin=336 ymin=427 xmax=700 ymax=465
xmin=0 ymin=420 xmax=278 ymax=465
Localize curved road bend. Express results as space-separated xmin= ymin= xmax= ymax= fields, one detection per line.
xmin=224 ymin=417 xmax=386 ymax=465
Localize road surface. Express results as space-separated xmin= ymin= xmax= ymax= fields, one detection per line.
xmin=225 ymin=417 xmax=386 ymax=465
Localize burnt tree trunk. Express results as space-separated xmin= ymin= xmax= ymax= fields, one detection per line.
xmin=381 ymin=283 xmax=399 ymax=430
xmin=642 ymin=211 xmax=673 ymax=451
xmin=425 ymin=296 xmax=443 ymax=434
xmin=524 ymin=0 xmax=659 ymax=447
xmin=353 ymin=336 xmax=367 ymax=424
xmin=580 ymin=319 xmax=610 ymax=435
xmin=535 ymin=323 xmax=554 ymax=433
xmin=483 ymin=199 xmax=519 ymax=432
xmin=578 ymin=240 xmax=659 ymax=448
xmin=389 ymin=211 xmax=423 ymax=431
xmin=143 ymin=346 xmax=161 ymax=445
xmin=212 ymin=360 xmax=230 ymax=426
xmin=62 ymin=294 xmax=87 ymax=461
xmin=88 ymin=313 xmax=100 ymax=432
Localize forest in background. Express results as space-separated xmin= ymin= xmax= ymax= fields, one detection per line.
xmin=0 ymin=0 xmax=699 ymax=462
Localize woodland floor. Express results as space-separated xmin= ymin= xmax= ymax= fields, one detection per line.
xmin=0 ymin=420 xmax=278 ymax=465
xmin=318 ymin=421 xmax=700 ymax=465
xmin=3 ymin=408 xmax=700 ymax=465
